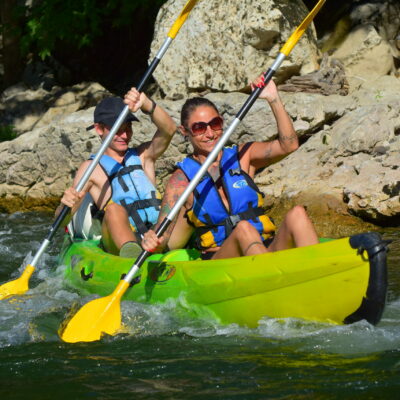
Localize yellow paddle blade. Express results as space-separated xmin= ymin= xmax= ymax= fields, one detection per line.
xmin=280 ymin=0 xmax=326 ymax=56
xmin=59 ymin=280 xmax=130 ymax=343
xmin=0 ymin=264 xmax=35 ymax=300
xmin=168 ymin=0 xmax=198 ymax=39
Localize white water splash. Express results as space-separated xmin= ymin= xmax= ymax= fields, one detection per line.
xmin=1 ymin=212 xmax=399 ymax=355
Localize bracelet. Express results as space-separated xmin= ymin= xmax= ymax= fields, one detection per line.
xmin=142 ymin=98 xmax=157 ymax=116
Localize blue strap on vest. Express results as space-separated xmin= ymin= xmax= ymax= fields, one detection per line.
xmin=177 ymin=146 xmax=267 ymax=249
xmin=91 ymin=148 xmax=160 ymax=234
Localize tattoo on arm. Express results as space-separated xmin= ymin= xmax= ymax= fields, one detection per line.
xmin=156 ymin=169 xmax=189 ymax=246
xmin=279 ymin=133 xmax=297 ymax=143
xmin=159 ymin=203 xmax=172 ymax=220
xmin=265 ymin=143 xmax=272 ymax=159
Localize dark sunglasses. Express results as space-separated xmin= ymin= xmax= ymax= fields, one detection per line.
xmin=189 ymin=116 xmax=223 ymax=136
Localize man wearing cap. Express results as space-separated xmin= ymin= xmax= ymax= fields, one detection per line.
xmin=59 ymin=87 xmax=176 ymax=258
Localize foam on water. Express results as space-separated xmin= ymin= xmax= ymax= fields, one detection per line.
xmin=1 ymin=267 xmax=400 ymax=355
xmin=115 ymin=294 xmax=400 ymax=356
xmin=0 ymin=212 xmax=399 ymax=356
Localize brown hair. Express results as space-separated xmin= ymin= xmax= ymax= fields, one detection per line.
xmin=180 ymin=97 xmax=219 ymax=129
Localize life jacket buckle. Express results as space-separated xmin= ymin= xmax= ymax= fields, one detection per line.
xmin=229 ymin=168 xmax=241 ymax=176
xmin=228 ymin=214 xmax=241 ymax=227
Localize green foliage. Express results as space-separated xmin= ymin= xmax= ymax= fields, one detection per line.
xmin=375 ymin=90 xmax=383 ymax=101
xmin=20 ymin=0 xmax=167 ymax=59
xmin=0 ymin=125 xmax=17 ymax=142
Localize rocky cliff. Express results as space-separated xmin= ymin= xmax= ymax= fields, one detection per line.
xmin=0 ymin=0 xmax=399 ymax=237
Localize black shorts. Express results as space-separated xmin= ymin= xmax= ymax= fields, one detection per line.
xmin=200 ymin=251 xmax=216 ymax=260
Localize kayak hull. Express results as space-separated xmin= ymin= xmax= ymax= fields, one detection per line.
xmin=59 ymin=232 xmax=388 ymax=327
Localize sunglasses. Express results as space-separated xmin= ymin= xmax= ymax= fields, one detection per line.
xmin=189 ymin=116 xmax=223 ymax=136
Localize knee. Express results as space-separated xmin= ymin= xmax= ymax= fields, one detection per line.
xmin=285 ymin=205 xmax=310 ymax=225
xmin=104 ymin=203 xmax=126 ymax=223
xmin=288 ymin=205 xmax=307 ymax=218
xmin=235 ymin=220 xmax=259 ymax=236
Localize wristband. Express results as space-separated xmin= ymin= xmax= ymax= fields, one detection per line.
xmin=142 ymin=98 xmax=157 ymax=116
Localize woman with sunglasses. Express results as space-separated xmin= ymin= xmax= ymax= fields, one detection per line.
xmin=141 ymin=75 xmax=318 ymax=259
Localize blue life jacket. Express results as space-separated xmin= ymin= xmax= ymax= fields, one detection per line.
xmin=91 ymin=148 xmax=161 ymax=235
xmin=177 ymin=145 xmax=275 ymax=250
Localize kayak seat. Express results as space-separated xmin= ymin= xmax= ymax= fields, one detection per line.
xmin=67 ymin=193 xmax=102 ymax=241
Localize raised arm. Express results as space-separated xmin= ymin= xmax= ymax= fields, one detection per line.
xmin=247 ymin=76 xmax=299 ymax=170
xmin=124 ymin=88 xmax=177 ymax=162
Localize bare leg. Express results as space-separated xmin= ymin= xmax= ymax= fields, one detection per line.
xmin=212 ymin=220 xmax=267 ymax=259
xmin=102 ymin=203 xmax=137 ymax=254
xmin=268 ymin=205 xmax=318 ymax=252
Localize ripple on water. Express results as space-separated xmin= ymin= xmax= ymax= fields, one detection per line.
xmin=0 ymin=212 xmax=399 ymax=358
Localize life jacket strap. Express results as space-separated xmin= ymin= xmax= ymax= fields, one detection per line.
xmin=120 ymin=191 xmax=161 ymax=235
xmin=113 ymin=165 xmax=144 ymax=192
xmin=122 ymin=197 xmax=161 ymax=211
xmin=196 ymin=205 xmax=266 ymax=245
xmin=223 ymin=203 xmax=265 ymax=236
xmin=203 ymin=213 xmax=217 ymax=232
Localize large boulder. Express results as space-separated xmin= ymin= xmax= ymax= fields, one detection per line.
xmin=349 ymin=1 xmax=400 ymax=59
xmin=325 ymin=1 xmax=400 ymax=88
xmin=1 ymin=0 xmax=399 ymax=236
xmin=1 ymin=75 xmax=399 ymax=236
xmin=0 ymin=109 xmax=98 ymax=211
xmin=150 ymin=0 xmax=320 ymax=99
xmin=255 ymin=75 xmax=400 ymax=235
xmin=0 ymin=101 xmax=184 ymax=212
xmin=0 ymin=82 xmax=109 ymax=134
xmin=332 ymin=24 xmax=394 ymax=82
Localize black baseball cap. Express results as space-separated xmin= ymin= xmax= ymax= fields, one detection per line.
xmin=86 ymin=97 xmax=139 ymax=130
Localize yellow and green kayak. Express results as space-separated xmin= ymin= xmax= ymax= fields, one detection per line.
xmin=59 ymin=232 xmax=388 ymax=327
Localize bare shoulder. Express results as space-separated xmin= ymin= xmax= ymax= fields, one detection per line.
xmin=75 ymin=160 xmax=107 ymax=186
xmin=162 ymin=168 xmax=192 ymax=209
xmin=76 ymin=159 xmax=92 ymax=172
xmin=168 ymin=168 xmax=189 ymax=189
xmin=237 ymin=142 xmax=253 ymax=157
xmin=240 ymin=140 xmax=277 ymax=171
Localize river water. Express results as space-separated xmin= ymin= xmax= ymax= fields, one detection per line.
xmin=0 ymin=212 xmax=399 ymax=399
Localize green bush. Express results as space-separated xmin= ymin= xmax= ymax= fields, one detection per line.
xmin=0 ymin=125 xmax=17 ymax=142
xmin=21 ymin=0 xmax=167 ymax=59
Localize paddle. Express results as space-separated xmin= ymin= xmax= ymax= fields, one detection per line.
xmin=0 ymin=0 xmax=199 ymax=301
xmin=59 ymin=0 xmax=326 ymax=343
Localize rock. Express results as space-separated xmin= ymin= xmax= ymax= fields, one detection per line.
xmin=278 ymin=55 xmax=349 ymax=96
xmin=150 ymin=0 xmax=320 ymax=99
xmin=255 ymin=76 xmax=400 ymax=231
xmin=332 ymin=24 xmax=394 ymax=82
xmin=1 ymin=0 xmax=399 ymax=234
xmin=0 ymin=82 xmax=110 ymax=134
xmin=0 ymin=109 xmax=99 ymax=212
xmin=349 ymin=0 xmax=400 ymax=59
